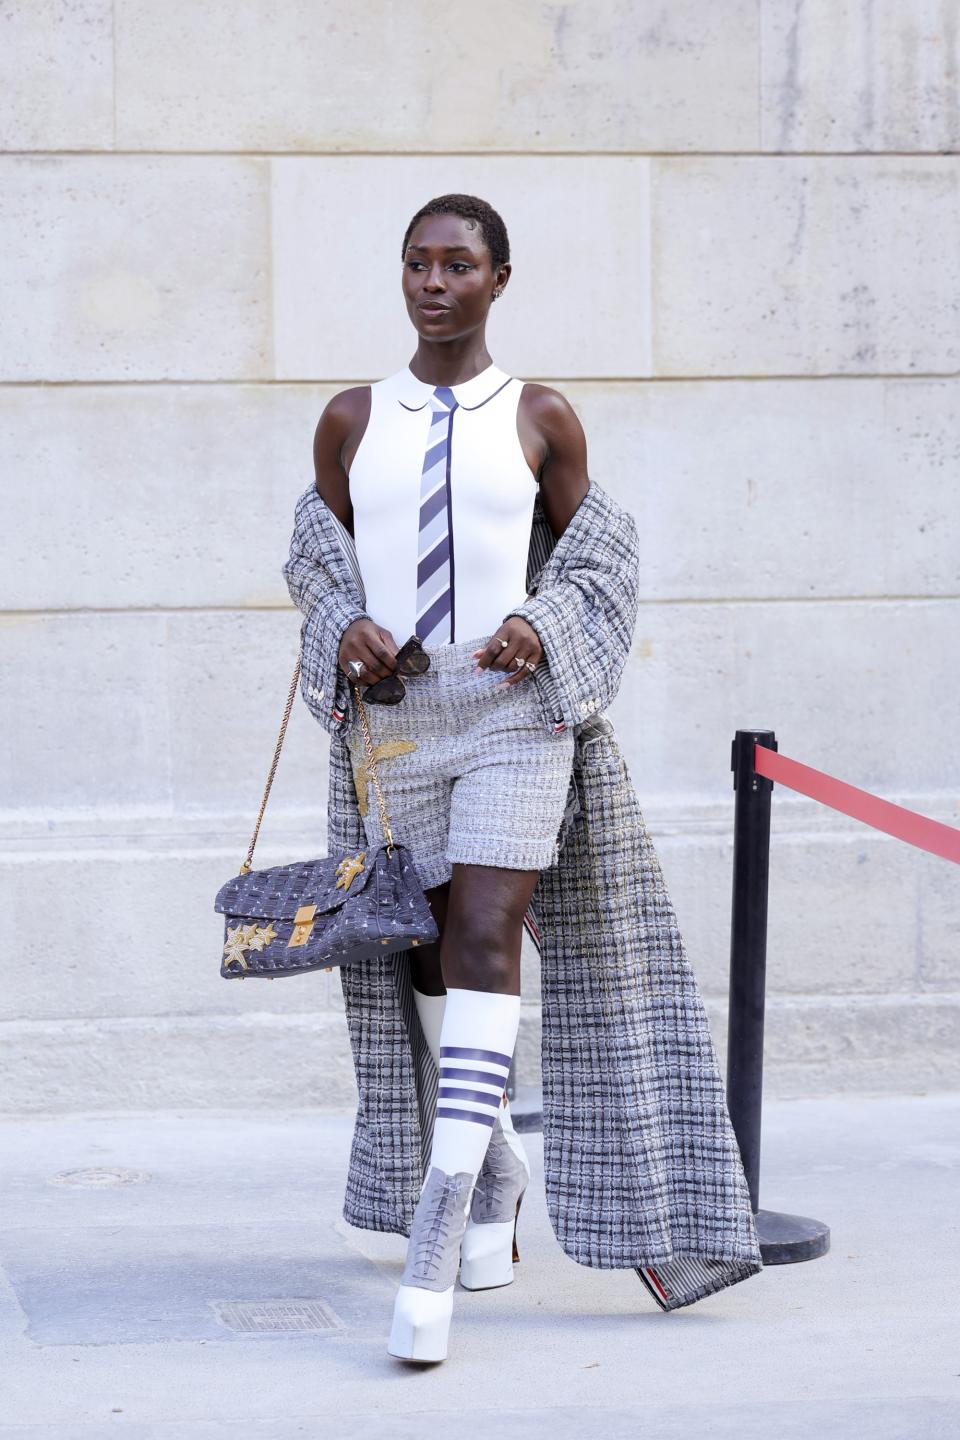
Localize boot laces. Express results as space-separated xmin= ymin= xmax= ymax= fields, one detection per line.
xmin=476 ymin=1135 xmax=510 ymax=1214
xmin=413 ymin=1172 xmax=468 ymax=1280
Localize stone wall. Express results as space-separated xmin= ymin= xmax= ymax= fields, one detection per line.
xmin=3 ymin=1 xmax=958 ymax=1111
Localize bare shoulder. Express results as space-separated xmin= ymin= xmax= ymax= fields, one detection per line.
xmin=312 ymin=384 xmax=372 ymax=526
xmin=313 ymin=384 xmax=371 ymax=465
xmin=518 ymin=381 xmax=583 ymax=435
xmin=321 ymin=382 xmax=372 ymax=421
xmin=517 ymin=382 xmax=588 ymax=530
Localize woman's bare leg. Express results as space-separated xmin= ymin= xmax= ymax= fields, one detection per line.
xmin=409 ymin=878 xmax=451 ymax=995
xmin=416 ymin=862 xmax=535 ymax=1175
xmin=411 ymin=870 xmax=529 ymax=1147
xmin=412 ymin=865 xmax=539 ymax=998
xmin=439 ymin=863 xmax=540 ymax=995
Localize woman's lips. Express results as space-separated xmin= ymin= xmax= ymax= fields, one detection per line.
xmin=418 ymin=304 xmax=450 ymax=316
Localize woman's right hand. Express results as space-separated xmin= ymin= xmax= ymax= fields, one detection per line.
xmin=339 ymin=617 xmax=400 ymax=685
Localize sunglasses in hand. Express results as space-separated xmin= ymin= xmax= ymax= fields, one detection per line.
xmin=357 ymin=634 xmax=430 ymax=704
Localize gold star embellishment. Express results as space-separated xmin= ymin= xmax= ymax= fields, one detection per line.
xmin=353 ymin=739 xmax=417 ymax=816
xmin=336 ymin=852 xmax=366 ymax=891
xmin=223 ymin=924 xmax=252 ymax=971
xmin=248 ymin=922 xmax=278 ymax=951
xmin=223 ymin=920 xmax=279 ymax=971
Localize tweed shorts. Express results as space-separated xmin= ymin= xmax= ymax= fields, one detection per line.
xmin=344 ymin=632 xmax=576 ymax=891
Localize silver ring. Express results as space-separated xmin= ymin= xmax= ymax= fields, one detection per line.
xmin=348 ymin=659 xmax=364 ymax=677
xmin=524 ymin=660 xmax=536 ymax=671
xmin=498 ymin=637 xmax=509 ymax=648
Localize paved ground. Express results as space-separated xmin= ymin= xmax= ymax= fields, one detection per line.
xmin=0 ymin=1091 xmax=958 ymax=1438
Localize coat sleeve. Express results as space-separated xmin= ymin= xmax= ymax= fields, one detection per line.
xmin=281 ymin=487 xmax=371 ymax=738
xmin=501 ymin=490 xmax=640 ymax=727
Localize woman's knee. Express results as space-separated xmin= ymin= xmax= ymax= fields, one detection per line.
xmin=436 ymin=865 xmax=534 ymax=992
xmin=439 ymin=912 xmax=521 ymax=992
xmin=448 ymin=949 xmax=517 ymax=993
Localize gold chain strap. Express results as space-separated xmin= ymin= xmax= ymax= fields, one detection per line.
xmin=349 ymin=676 xmax=395 ymax=853
xmin=240 ymin=652 xmax=394 ymax=874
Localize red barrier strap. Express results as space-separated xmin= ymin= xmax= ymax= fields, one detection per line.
xmin=753 ymin=745 xmax=960 ymax=866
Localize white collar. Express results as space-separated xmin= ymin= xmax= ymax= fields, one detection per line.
xmin=394 ymin=360 xmax=513 ymax=411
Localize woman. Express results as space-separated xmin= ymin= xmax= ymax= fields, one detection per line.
xmin=313 ymin=194 xmax=585 ymax=1361
xmin=288 ymin=193 xmax=763 ymax=1365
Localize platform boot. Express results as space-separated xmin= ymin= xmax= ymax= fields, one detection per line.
xmin=412 ymin=987 xmax=531 ymax=1292
xmin=389 ymin=985 xmax=521 ymax=1361
xmin=387 ymin=1163 xmax=476 ymax=1362
xmin=459 ymin=1111 xmax=531 ymax=1290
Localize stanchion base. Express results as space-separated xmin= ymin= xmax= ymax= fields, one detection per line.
xmin=756 ymin=1207 xmax=830 ymax=1264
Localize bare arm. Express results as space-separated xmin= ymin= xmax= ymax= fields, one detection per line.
xmin=518 ymin=383 xmax=590 ymax=539
xmin=310 ymin=384 xmax=400 ymax=680
xmin=475 ymin=384 xmax=591 ymax=683
xmin=311 ymin=385 xmax=371 ymax=533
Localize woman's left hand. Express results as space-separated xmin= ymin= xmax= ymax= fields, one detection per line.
xmin=473 ymin=618 xmax=544 ymax=686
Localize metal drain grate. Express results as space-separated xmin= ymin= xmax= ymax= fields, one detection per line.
xmin=211 ymin=1299 xmax=344 ymax=1334
xmin=49 ymin=1167 xmax=148 ymax=1188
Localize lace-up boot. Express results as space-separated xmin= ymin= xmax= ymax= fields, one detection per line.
xmin=459 ymin=1116 xmax=531 ymax=1289
xmin=387 ymin=1164 xmax=475 ymax=1362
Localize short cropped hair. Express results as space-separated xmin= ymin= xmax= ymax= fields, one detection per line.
xmin=401 ymin=194 xmax=510 ymax=274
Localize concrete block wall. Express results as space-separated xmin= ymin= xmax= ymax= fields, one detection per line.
xmin=2 ymin=1 xmax=959 ymax=1113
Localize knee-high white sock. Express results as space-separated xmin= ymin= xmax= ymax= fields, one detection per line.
xmin=428 ymin=986 xmax=521 ymax=1177
xmin=412 ymin=987 xmax=447 ymax=1068
xmin=413 ymin=986 xmax=521 ymax=1145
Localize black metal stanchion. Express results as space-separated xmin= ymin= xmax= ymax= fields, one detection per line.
xmin=727 ymin=728 xmax=830 ymax=1264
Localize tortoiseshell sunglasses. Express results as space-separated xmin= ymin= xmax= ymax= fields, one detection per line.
xmin=359 ymin=633 xmax=431 ymax=704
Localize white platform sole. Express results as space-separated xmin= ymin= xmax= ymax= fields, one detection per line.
xmin=387 ymin=1283 xmax=454 ymax=1362
xmin=459 ymin=1218 xmax=518 ymax=1289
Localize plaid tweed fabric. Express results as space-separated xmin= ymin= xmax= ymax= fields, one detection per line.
xmin=345 ymin=634 xmax=576 ymax=882
xmin=282 ymin=478 xmax=763 ymax=1312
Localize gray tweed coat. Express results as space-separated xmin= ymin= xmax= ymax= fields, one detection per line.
xmin=283 ymin=477 xmax=763 ymax=1312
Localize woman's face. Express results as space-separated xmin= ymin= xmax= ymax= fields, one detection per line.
xmin=402 ymin=213 xmax=506 ymax=343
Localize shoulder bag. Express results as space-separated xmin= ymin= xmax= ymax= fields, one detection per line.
xmin=214 ymin=651 xmax=438 ymax=978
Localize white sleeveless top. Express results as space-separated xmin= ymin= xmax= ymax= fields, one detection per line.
xmin=347 ymin=361 xmax=538 ymax=645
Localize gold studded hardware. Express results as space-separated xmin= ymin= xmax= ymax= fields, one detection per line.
xmin=288 ymin=903 xmax=317 ymax=949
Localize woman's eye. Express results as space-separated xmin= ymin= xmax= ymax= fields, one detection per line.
xmin=406 ymin=261 xmax=473 ymax=273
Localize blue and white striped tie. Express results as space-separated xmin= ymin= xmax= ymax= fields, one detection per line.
xmin=415 ymin=385 xmax=458 ymax=646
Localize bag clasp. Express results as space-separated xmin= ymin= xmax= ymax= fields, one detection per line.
xmin=288 ymin=904 xmax=317 ymax=948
